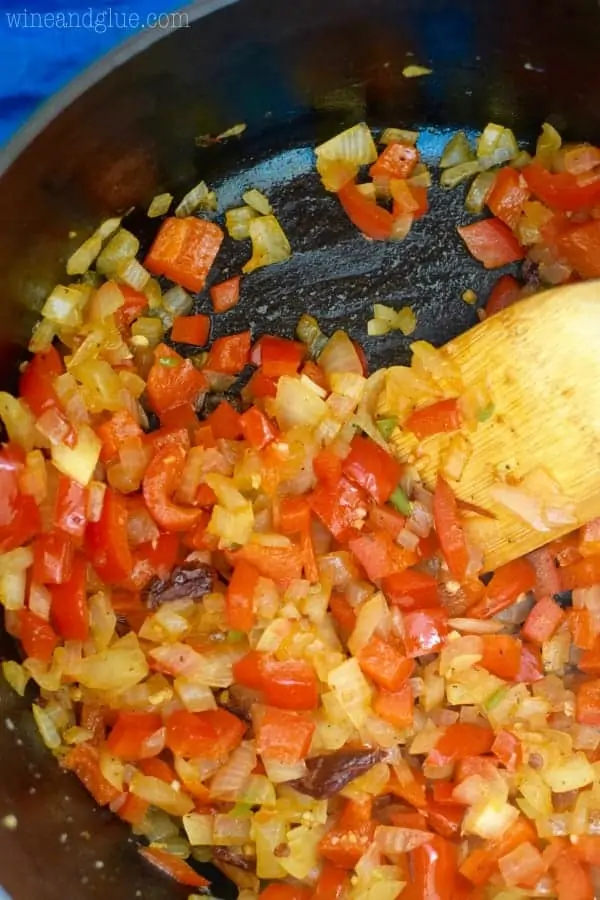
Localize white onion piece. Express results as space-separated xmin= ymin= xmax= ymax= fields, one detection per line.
xmin=397 ymin=528 xmax=420 ymax=551
xmin=448 ymin=617 xmax=504 ymax=634
xmin=210 ymin=742 xmax=257 ymax=800
xmin=407 ymin=502 xmax=433 ymax=538
xmin=374 ymin=825 xmax=433 ymax=854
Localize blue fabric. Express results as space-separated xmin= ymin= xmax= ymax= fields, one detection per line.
xmin=0 ymin=0 xmax=184 ymax=146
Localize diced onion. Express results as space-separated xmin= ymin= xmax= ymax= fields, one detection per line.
xmin=380 ymin=128 xmax=419 ymax=145
xmin=242 ymin=215 xmax=291 ymax=274
xmin=96 ymin=229 xmax=140 ymax=276
xmin=175 ymin=181 xmax=216 ymax=218
xmin=0 ymin=393 xmax=36 ymax=451
xmin=274 ymin=376 xmax=327 ymax=430
xmin=316 ymin=123 xmax=378 ymax=167
xmin=183 ymin=813 xmax=213 ymax=846
xmin=210 ymin=742 xmax=257 ymax=800
xmin=327 ymin=658 xmax=372 ymax=728
xmin=32 ymin=703 xmax=61 ymax=750
xmin=465 ymin=171 xmax=496 ymax=214
xmin=375 ymin=825 xmax=433 ymax=854
xmin=402 ymin=65 xmax=432 ymax=78
xmin=225 ymin=206 xmax=259 ymax=241
xmin=242 ymin=189 xmax=272 ymax=215
xmin=440 ymin=160 xmax=480 ymax=188
xmin=78 ymin=633 xmax=149 ymax=691
xmin=130 ymin=773 xmax=194 ymax=816
xmin=348 ymin=592 xmax=389 ymax=655
xmin=536 ymin=122 xmax=562 ymax=168
xmin=162 ymin=285 xmax=193 ymax=318
xmin=2 ymin=660 xmax=29 ymax=696
xmin=319 ymin=331 xmax=363 ymax=377
xmin=147 ymin=193 xmax=173 ymax=218
xmin=440 ymin=132 xmax=475 ymax=168
xmin=51 ymin=424 xmax=101 ymax=486
xmin=116 ymin=257 xmax=150 ymax=292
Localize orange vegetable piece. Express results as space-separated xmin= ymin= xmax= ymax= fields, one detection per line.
xmin=210 ymin=275 xmax=241 ymax=313
xmin=171 ymin=314 xmax=211 ymax=346
xmin=145 ymin=216 xmax=224 ymax=293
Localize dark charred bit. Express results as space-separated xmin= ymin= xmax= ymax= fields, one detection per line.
xmin=200 ymin=390 xmax=246 ymax=417
xmin=553 ymin=590 xmax=573 ymax=609
xmin=521 ymin=258 xmax=541 ymax=291
xmin=115 ymin=615 xmax=130 ymax=637
xmin=211 ymin=846 xmax=256 ymax=872
xmin=218 ymin=684 xmax=261 ymax=724
xmin=289 ymin=747 xmax=385 ymax=799
xmin=552 ymin=789 xmax=579 ymax=812
xmin=143 ymin=561 xmax=217 ymax=608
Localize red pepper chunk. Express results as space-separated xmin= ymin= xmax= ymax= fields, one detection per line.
xmin=165 ymin=709 xmax=245 ymax=759
xmin=349 ymin=530 xmax=415 ymax=581
xmin=373 ymin=682 xmax=414 ymax=729
xmin=312 ymin=862 xmax=349 ymax=900
xmin=106 ymin=712 xmax=163 ymax=760
xmin=433 ymin=476 xmax=469 ymax=580
xmin=171 ymin=314 xmax=211 ymax=346
xmin=0 ymin=444 xmax=41 ymax=552
xmin=260 ymin=657 xmax=319 ymax=711
xmin=146 ymin=344 xmax=207 ymax=417
xmin=19 ymin=609 xmax=59 ymax=663
xmin=558 ymin=219 xmax=600 ymax=279
xmin=254 ymin=705 xmax=315 ymax=763
xmin=485 ymin=274 xmax=521 ymax=317
xmin=458 ymin=218 xmax=524 ymax=269
xmin=210 ymin=275 xmax=241 ymax=313
xmin=86 ymin=488 xmax=133 ymax=583
xmin=405 ymin=398 xmax=462 ymax=440
xmin=143 ymin=444 xmax=203 ymax=533
xmin=50 ymin=554 xmax=89 ymax=641
xmin=233 ymin=650 xmax=267 ymax=690
xmin=403 ymin=609 xmax=449 ymax=657
xmin=255 ymin=335 xmax=305 ymax=377
xmin=206 ymin=400 xmax=243 ymax=440
xmin=409 ymin=837 xmax=457 ymax=900
xmin=383 ymin=568 xmax=440 ymax=610
xmin=522 ymin=596 xmax=566 ymax=644
xmin=240 ymin=406 xmax=277 ymax=449
xmin=19 ymin=346 xmax=64 ymax=418
xmin=576 ymin=679 xmax=600 ymax=726
xmin=480 ymin=634 xmax=522 ymax=679
xmin=552 ymin=847 xmax=594 ymax=900
xmin=139 ymin=847 xmax=209 ymax=888
xmin=356 ymin=634 xmax=415 ymax=691
xmin=309 ymin=476 xmax=368 ymax=541
xmin=206 ymin=331 xmax=251 ymax=374
xmin=145 ymin=216 xmax=224 ymax=293
xmin=113 ymin=284 xmax=148 ymax=332
xmin=54 ymin=474 xmax=87 ymax=540
xmin=62 ymin=743 xmax=120 ymax=806
xmin=523 ymin=161 xmax=600 ymax=212
xmin=469 ymin=558 xmax=535 ymax=619
xmin=370 ymin=143 xmax=419 ymax=180
xmin=492 ymin=729 xmax=522 ymax=772
xmin=226 ymin=559 xmax=259 ymax=633
xmin=337 ymin=182 xmax=394 ymax=240
xmin=342 ymin=435 xmax=402 ymax=504
xmin=97 ymin=410 xmax=143 ymax=462
xmin=228 ymin=543 xmax=304 ymax=583
xmin=32 ymin=530 xmax=74 ymax=584
xmin=428 ymin=723 xmax=494 ymax=767
xmin=319 ymin=798 xmax=375 ymax=869
xmin=487 ymin=167 xmax=530 ymax=230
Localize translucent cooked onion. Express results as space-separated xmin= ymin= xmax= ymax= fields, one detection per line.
xmin=130 ymin=773 xmax=194 ymax=816
xmin=175 ymin=181 xmax=216 ymax=218
xmin=319 ymin=331 xmax=363 ymax=377
xmin=242 ymin=215 xmax=291 ymax=274
xmin=242 ymin=189 xmax=272 ymax=215
xmin=210 ymin=742 xmax=257 ymax=800
xmin=315 ymin=122 xmax=378 ymax=167
xmin=375 ymin=825 xmax=433 ymax=854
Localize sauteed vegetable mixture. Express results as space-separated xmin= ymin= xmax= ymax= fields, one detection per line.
xmin=2 ymin=121 xmax=600 ymax=900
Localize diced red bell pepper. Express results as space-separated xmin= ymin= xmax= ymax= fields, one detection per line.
xmin=319 ymin=798 xmax=375 ymax=869
xmin=160 ymin=403 xmax=199 ymax=437
xmin=62 ymin=743 xmax=121 ymax=806
xmin=113 ymin=284 xmax=148 ymax=332
xmin=309 ymin=478 xmax=368 ymax=543
xmin=457 ymin=218 xmax=524 ymax=269
xmin=86 ymin=488 xmax=133 ymax=583
xmin=514 ymin=642 xmax=544 ymax=683
xmin=492 ymin=729 xmax=522 ymax=772
xmin=32 ymin=530 xmax=74 ymax=585
xmin=138 ymin=757 xmax=178 ymax=783
xmin=433 ymin=476 xmax=469 ymax=580
xmin=576 ymin=679 xmax=600 ymax=726
xmin=569 ymin=609 xmax=596 ymax=652
xmin=485 ymin=274 xmax=521 ymax=317
xmin=206 ymin=331 xmax=251 ymax=374
xmin=551 ymin=847 xmax=594 ymax=900
xmin=428 ymin=723 xmax=494 ymax=767
xmin=522 ymin=596 xmax=566 ymax=644
xmin=528 ymin=546 xmax=562 ymax=600
xmin=146 ymin=426 xmax=191 ymax=456
xmin=19 ymin=609 xmax=59 ymax=662
xmin=390 ymin=177 xmax=420 ymax=214
xmin=226 ymin=559 xmax=260 ymax=632
xmin=557 ymin=219 xmax=600 ymax=278
xmin=80 ymin=703 xmax=105 ymax=744
xmin=171 ymin=314 xmax=211 ymax=346
xmin=0 ymin=444 xmax=41 ymax=551
xmin=480 ymin=634 xmax=522 ymax=679
xmin=210 ymin=275 xmax=241 ymax=313
xmin=278 ymin=496 xmax=311 ymax=534
xmin=254 ymin=335 xmax=305 ymax=377
xmin=260 ymin=657 xmax=319 ymax=711
xmin=254 ymin=705 xmax=315 ymax=763
xmin=50 ymin=554 xmax=89 ymax=641
xmin=405 ymin=398 xmax=462 ymax=440
xmin=55 ymin=474 xmax=87 ymax=540
xmin=356 ymin=634 xmax=415 ymax=691
xmin=426 ymin=802 xmax=464 ymax=840
xmin=205 ymin=400 xmax=243 ymax=440
xmin=259 ymin=885 xmax=311 ymax=900
xmin=116 ymin=792 xmax=149 ymax=826
xmin=370 ymin=143 xmax=419 ymax=180
xmin=342 ymin=435 xmax=402 ymax=505
xmin=106 ymin=712 xmax=163 ymax=760
xmin=165 ymin=709 xmax=245 ymax=759
xmin=240 ymin=406 xmax=277 ymax=449
xmin=228 ymin=543 xmax=304 ymax=584
xmin=246 ymin=369 xmax=278 ymax=399
xmin=562 ymin=554 xmax=600 ymax=591
xmin=383 ymin=568 xmax=440 ymax=610
xmin=403 ymin=609 xmax=449 ymax=657
xmin=387 ymin=765 xmax=427 ymax=808
xmin=349 ymin=530 xmax=415 ymax=581
xmin=146 ymin=344 xmax=207 ymax=417
xmin=487 ymin=167 xmax=530 ymax=230
xmin=126 ymin=532 xmax=180 ymax=592
xmin=301 ymin=360 xmax=328 ymax=391
xmin=97 ymin=410 xmax=144 ymax=462
xmin=523 ymin=161 xmax=600 ymax=212
xmin=573 ymin=836 xmax=600 ymax=866
xmin=329 ymin=593 xmax=357 ymax=636
xmin=312 ymin=861 xmax=349 ymax=900
xmin=139 ymin=847 xmax=209 ymax=888
xmin=19 ymin=346 xmax=64 ymax=418
xmin=337 ymin=182 xmax=394 ymax=240
xmin=373 ymin=682 xmax=414 ymax=729
xmin=145 ymin=216 xmax=224 ymax=293
xmin=469 ymin=558 xmax=535 ymax=619
xmin=233 ymin=650 xmax=267 ymax=690
xmin=143 ymin=444 xmax=203 ymax=532
xmin=578 ymin=644 xmax=600 ymax=675
xmin=369 ymin=505 xmax=407 ymax=540
xmin=312 ymin=448 xmax=343 ymax=484
xmin=407 ymin=836 xmax=457 ymax=900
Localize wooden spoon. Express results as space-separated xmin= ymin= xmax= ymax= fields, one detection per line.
xmin=388 ymin=280 xmax=600 ymax=571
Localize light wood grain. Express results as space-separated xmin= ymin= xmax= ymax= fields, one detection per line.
xmin=389 ymin=281 xmax=600 ymax=571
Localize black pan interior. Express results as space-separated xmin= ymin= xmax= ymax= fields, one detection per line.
xmin=0 ymin=0 xmax=600 ymax=897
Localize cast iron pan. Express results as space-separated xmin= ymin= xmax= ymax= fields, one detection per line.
xmin=0 ymin=0 xmax=600 ymax=897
